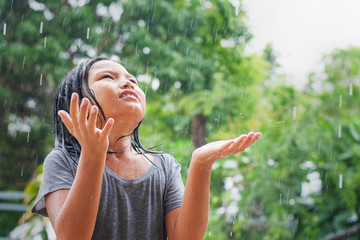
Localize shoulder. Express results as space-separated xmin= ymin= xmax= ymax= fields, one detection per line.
xmin=155 ymin=152 xmax=181 ymax=170
xmin=43 ymin=147 xmax=77 ymax=174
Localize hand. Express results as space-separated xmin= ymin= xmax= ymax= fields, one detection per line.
xmin=192 ymin=132 xmax=262 ymax=166
xmin=58 ymin=93 xmax=114 ymax=156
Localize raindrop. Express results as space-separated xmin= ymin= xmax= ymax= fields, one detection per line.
xmin=151 ymin=78 xmax=160 ymax=91
xmin=230 ymin=232 xmax=233 ymax=237
xmin=21 ymin=166 xmax=24 ymax=176
xmin=143 ymin=47 xmax=150 ymax=54
xmin=279 ymin=193 xmax=282 ymax=205
xmin=214 ymin=29 xmax=218 ymax=42
xmin=338 ymin=125 xmax=341 ymax=138
xmin=22 ymin=57 xmax=26 ymax=70
xmin=293 ymin=106 xmax=296 ymax=120
xmin=235 ymin=5 xmax=239 ymax=16
xmin=286 ymin=189 xmax=290 ymax=203
xmin=87 ymin=27 xmax=90 ymax=39
xmin=339 ymin=95 xmax=342 ymax=108
xmin=318 ymin=138 xmax=321 ymax=155
xmin=349 ymin=84 xmax=353 ymax=96
xmin=44 ymin=36 xmax=47 ymax=48
xmin=3 ymin=23 xmax=6 ymax=35
xmin=174 ymin=81 xmax=181 ymax=89
xmin=27 ymin=130 xmax=30 ymax=142
xmin=40 ymin=74 xmax=43 ymax=86
xmin=138 ymin=19 xmax=146 ymax=28
xmin=339 ymin=174 xmax=343 ymax=188
xmin=40 ymin=21 xmax=43 ymax=33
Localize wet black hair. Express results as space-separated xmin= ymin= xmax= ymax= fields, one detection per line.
xmin=54 ymin=57 xmax=158 ymax=164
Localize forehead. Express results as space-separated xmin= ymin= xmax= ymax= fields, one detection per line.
xmin=89 ymin=60 xmax=128 ymax=77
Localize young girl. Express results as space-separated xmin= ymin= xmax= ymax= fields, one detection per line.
xmin=32 ymin=57 xmax=261 ymax=240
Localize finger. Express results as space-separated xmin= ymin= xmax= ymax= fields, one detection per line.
xmin=87 ymin=105 xmax=98 ymax=133
xmin=250 ymin=132 xmax=262 ymax=144
xmin=58 ymin=110 xmax=74 ymax=134
xmin=69 ymin=93 xmax=80 ymax=124
xmin=228 ymin=134 xmax=247 ymax=152
xmin=79 ymin=98 xmax=89 ymax=126
xmin=241 ymin=132 xmax=262 ymax=150
xmin=230 ymin=133 xmax=254 ymax=153
xmin=101 ymin=118 xmax=114 ymax=137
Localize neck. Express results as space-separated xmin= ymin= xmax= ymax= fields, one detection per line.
xmin=107 ymin=122 xmax=139 ymax=156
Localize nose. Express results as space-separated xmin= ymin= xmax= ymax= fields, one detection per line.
xmin=119 ymin=80 xmax=134 ymax=90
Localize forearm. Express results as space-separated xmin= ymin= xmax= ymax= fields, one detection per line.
xmin=54 ymin=151 xmax=106 ymax=239
xmin=173 ymin=158 xmax=213 ymax=240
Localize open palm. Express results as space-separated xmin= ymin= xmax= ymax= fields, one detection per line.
xmin=192 ymin=132 xmax=262 ymax=165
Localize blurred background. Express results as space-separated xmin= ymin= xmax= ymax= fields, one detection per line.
xmin=0 ymin=0 xmax=359 ymax=239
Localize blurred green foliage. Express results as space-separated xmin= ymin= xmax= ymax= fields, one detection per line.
xmin=0 ymin=0 xmax=359 ymax=239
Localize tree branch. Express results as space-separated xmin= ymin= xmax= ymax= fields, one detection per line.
xmin=325 ymin=224 xmax=360 ymax=240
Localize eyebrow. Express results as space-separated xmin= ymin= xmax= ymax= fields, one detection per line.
xmin=91 ymin=67 xmax=136 ymax=82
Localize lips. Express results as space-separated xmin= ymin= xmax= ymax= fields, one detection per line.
xmin=119 ymin=90 xmax=139 ymax=101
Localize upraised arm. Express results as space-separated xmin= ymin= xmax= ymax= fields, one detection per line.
xmin=46 ymin=93 xmax=114 ymax=240
xmin=167 ymin=132 xmax=261 ymax=240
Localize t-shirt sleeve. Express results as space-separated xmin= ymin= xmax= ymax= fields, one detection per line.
xmin=31 ymin=148 xmax=76 ymax=217
xmin=164 ymin=154 xmax=185 ymax=215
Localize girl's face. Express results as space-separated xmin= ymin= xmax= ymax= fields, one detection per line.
xmin=87 ymin=60 xmax=146 ymax=125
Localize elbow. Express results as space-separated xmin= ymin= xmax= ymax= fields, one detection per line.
xmin=53 ymin=220 xmax=92 ymax=240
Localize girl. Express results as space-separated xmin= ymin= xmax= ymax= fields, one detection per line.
xmin=32 ymin=57 xmax=261 ymax=240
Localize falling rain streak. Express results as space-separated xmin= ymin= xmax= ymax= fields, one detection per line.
xmin=338 ymin=125 xmax=341 ymax=138
xmin=293 ymin=106 xmax=296 ymax=120
xmin=22 ymin=57 xmax=26 ymax=70
xmin=279 ymin=193 xmax=282 ymax=205
xmin=87 ymin=27 xmax=90 ymax=39
xmin=44 ymin=36 xmax=47 ymax=48
xmin=40 ymin=74 xmax=43 ymax=86
xmin=339 ymin=174 xmax=343 ymax=188
xmin=339 ymin=95 xmax=342 ymax=108
xmin=27 ymin=130 xmax=30 ymax=142
xmin=349 ymin=84 xmax=353 ymax=96
xmin=3 ymin=23 xmax=6 ymax=35
xmin=40 ymin=21 xmax=43 ymax=34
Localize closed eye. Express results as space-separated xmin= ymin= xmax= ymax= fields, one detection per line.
xmin=101 ymin=75 xmax=114 ymax=80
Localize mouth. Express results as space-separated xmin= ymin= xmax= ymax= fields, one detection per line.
xmin=119 ymin=91 xmax=139 ymax=101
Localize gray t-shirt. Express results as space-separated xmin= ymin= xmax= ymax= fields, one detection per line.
xmin=32 ymin=147 xmax=185 ymax=240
